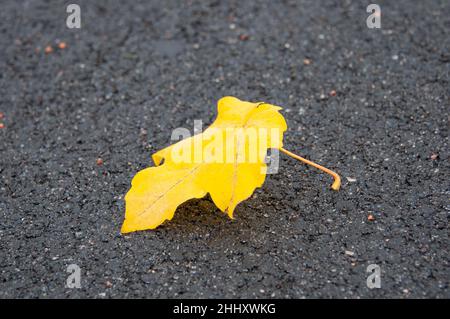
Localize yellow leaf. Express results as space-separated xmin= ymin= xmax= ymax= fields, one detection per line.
xmin=121 ymin=96 xmax=287 ymax=233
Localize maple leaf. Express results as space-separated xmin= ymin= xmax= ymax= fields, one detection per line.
xmin=121 ymin=96 xmax=340 ymax=233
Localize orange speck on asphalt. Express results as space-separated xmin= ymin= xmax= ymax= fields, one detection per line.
xmin=58 ymin=42 xmax=67 ymax=49
xmin=96 ymin=158 xmax=104 ymax=166
xmin=44 ymin=45 xmax=53 ymax=54
xmin=303 ymin=58 xmax=312 ymax=65
xmin=368 ymin=214 xmax=375 ymax=221
xmin=0 ymin=123 xmax=4 ymax=129
xmin=239 ymin=34 xmax=249 ymax=41
xmin=330 ymin=90 xmax=337 ymax=97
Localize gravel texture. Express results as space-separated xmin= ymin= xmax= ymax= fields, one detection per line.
xmin=0 ymin=0 xmax=449 ymax=298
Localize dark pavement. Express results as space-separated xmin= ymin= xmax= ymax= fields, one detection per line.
xmin=0 ymin=0 xmax=449 ymax=298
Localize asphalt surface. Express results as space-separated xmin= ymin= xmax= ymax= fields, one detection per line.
xmin=0 ymin=0 xmax=449 ymax=298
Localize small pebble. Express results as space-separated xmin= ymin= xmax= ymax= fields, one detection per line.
xmin=345 ymin=250 xmax=355 ymax=257
xmin=0 ymin=112 xmax=4 ymax=119
xmin=303 ymin=58 xmax=311 ymax=65
xmin=329 ymin=90 xmax=337 ymax=97
xmin=430 ymin=153 xmax=438 ymax=160
xmin=140 ymin=128 xmax=148 ymax=137
xmin=368 ymin=214 xmax=375 ymax=221
xmin=96 ymin=158 xmax=104 ymax=166
xmin=346 ymin=177 xmax=357 ymax=183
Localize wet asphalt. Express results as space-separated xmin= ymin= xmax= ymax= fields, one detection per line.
xmin=0 ymin=0 xmax=449 ymax=298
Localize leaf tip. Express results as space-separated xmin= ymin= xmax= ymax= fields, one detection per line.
xmin=224 ymin=206 xmax=236 ymax=219
xmin=120 ymin=221 xmax=133 ymax=234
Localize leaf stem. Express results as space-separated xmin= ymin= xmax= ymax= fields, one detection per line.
xmin=280 ymin=148 xmax=341 ymax=191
